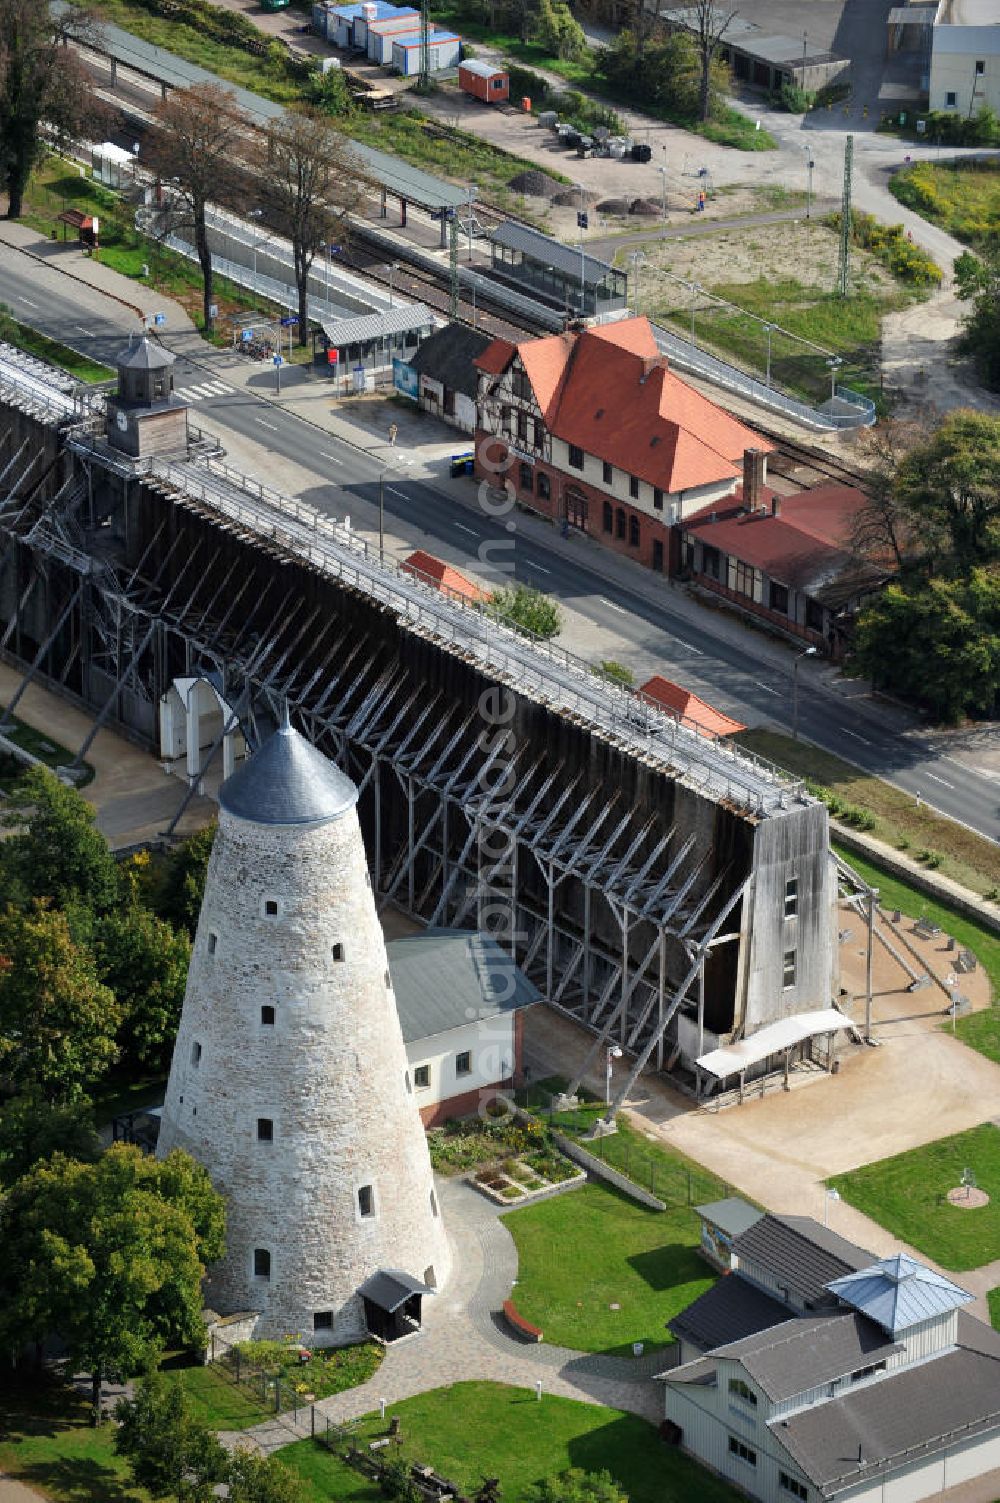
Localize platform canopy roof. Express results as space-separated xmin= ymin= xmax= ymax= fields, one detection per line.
xmin=490 ymin=221 xmax=617 ymax=289
xmin=696 ymin=1008 xmax=851 ymax=1080
xmin=320 ymin=304 xmax=434 ymax=347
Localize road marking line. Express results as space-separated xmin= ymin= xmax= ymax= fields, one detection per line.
xmin=598 ymin=596 xmax=629 ymax=614
xmin=526 ymin=562 xmax=551 ymax=575
xmin=387 ymin=486 xmax=408 ymax=498
xmin=840 ymin=728 xmax=873 ymax=745
xmin=253 ymin=417 xmax=278 ymax=431
xmin=17 ymin=296 xmax=38 ymax=309
xmin=454 ymin=522 xmax=479 ymax=536
xmin=924 ymin=772 xmax=955 ymax=789
xmin=681 ymin=642 xmax=704 ymax=655
xmin=76 ymin=326 xmax=96 ymax=336
xmin=755 ymin=681 xmax=781 ymax=696
xmin=320 ymin=451 xmax=343 ymax=464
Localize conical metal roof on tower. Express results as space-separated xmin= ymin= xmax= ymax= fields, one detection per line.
xmin=219 ymin=724 xmax=358 ymax=826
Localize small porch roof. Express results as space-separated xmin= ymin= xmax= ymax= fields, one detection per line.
xmin=358 ymin=1269 xmax=436 ymax=1313
xmin=696 ymin=1008 xmax=851 ymax=1080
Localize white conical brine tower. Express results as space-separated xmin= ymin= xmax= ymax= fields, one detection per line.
xmin=157 ymin=723 xmax=450 ymax=1343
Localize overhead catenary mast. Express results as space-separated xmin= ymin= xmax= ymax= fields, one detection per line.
xmin=837 ymin=133 xmax=853 ymax=298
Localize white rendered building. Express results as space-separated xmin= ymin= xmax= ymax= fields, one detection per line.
xmin=157 ymin=722 xmax=451 ymax=1344
xmin=929 ymin=0 xmax=1000 ymax=117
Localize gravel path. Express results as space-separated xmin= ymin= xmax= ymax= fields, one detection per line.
xmin=221 ymin=1176 xmax=664 ymax=1457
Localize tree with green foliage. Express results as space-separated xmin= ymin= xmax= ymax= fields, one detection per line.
xmin=528 ymin=1469 xmax=629 ymax=1503
xmin=596 ymin=29 xmax=707 ymax=121
xmin=851 ymin=569 xmax=1000 ymax=721
xmin=0 ymin=902 xmax=121 ymax=1099
xmin=95 ymin=906 xmax=191 ymax=1072
xmin=0 ymin=1090 xmax=100 ymax=1188
xmin=533 ymin=0 xmax=588 ymax=62
xmin=0 ymin=766 xmax=119 ymax=914
xmin=893 ymin=409 xmax=1000 ymax=574
xmin=689 ymin=0 xmax=738 ymax=121
xmin=0 ymin=0 xmax=108 ymax=218
xmin=490 ymin=584 xmax=562 ymax=639
xmin=115 ymin=1372 xmax=228 ymax=1501
xmin=158 ymin=824 xmax=217 ymax=936
xmin=226 ymin=1448 xmax=302 ymax=1503
xmin=955 ymin=238 xmax=1000 ymax=392
xmin=0 ymin=1145 xmax=225 ymax=1421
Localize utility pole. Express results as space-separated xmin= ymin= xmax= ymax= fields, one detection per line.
xmin=837 ymin=133 xmax=853 ymax=298
xmin=419 ymin=0 xmax=430 ymax=90
xmin=449 ymin=210 xmax=459 ymax=320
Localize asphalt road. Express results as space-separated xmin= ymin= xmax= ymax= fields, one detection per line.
xmin=2 ymin=250 xmax=998 ymax=846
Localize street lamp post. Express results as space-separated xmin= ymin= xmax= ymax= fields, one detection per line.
xmin=803 ymin=149 xmax=815 ymax=219
xmin=827 ymin=356 xmax=843 ymax=402
xmin=628 ymin=252 xmax=645 ymax=317
xmin=689 ymin=281 xmax=702 ymax=343
xmin=388 ymin=262 xmax=399 ymax=308
xmin=606 ymin=1044 xmax=623 ymax=1106
xmin=792 ymin=645 xmax=817 ymax=740
xmin=764 ymin=322 xmax=774 ymax=387
xmin=466 ymin=183 xmax=478 ymax=262
xmin=658 ymin=165 xmax=667 ymax=222
xmin=249 ymin=208 xmax=264 ymax=304
xmin=824 ymin=1188 xmax=840 ymax=1228
xmin=377 ymin=470 xmax=386 ymax=564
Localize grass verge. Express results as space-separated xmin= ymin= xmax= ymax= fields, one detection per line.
xmin=544 ymin=1099 xmax=730 ymax=1208
xmin=828 ymin=1123 xmax=1000 ymax=1272
xmin=0 ymin=306 xmax=113 ymax=383
xmin=0 ymin=1373 xmax=149 ymax=1503
xmin=279 ymin=1381 xmax=741 ymax=1503
xmin=738 ymin=728 xmax=1000 ymax=905
xmin=889 ymin=159 xmax=1000 ymax=252
xmin=164 ymin=1357 xmax=272 ymax=1428
xmin=502 ymin=1180 xmax=714 ymax=1355
xmin=0 ymin=703 xmax=94 ymax=790
xmin=990 ymin=1287 xmax=1000 ymax=1332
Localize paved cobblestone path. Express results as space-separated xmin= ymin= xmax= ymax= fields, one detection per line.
xmin=221 ymin=1177 xmax=663 ymax=1456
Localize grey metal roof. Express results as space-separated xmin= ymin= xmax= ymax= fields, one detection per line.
xmin=116 ymin=337 xmax=174 ymax=371
xmin=460 ymin=58 xmax=508 ymax=77
xmin=387 ymin=928 xmax=540 ymax=1043
xmin=713 ymin=1311 xmax=903 ymax=1404
xmin=55 ymin=4 xmax=467 ymax=212
xmin=695 ymin=1197 xmax=764 ymax=1242
xmin=774 ymin=1332 xmax=1000 ymax=1496
xmin=827 ymin=1254 xmax=974 ymax=1337
xmin=733 ymin=1214 xmax=871 ymax=1309
xmin=320 ymin=304 xmax=434 ymax=347
xmin=358 ymin=1268 xmax=435 ymax=1312
xmin=219 ymin=724 xmax=358 ymax=826
xmin=489 ymin=221 xmax=617 ymax=288
xmin=668 ymin=1274 xmax=793 ymax=1354
xmin=407 ymin=323 xmax=492 ymax=399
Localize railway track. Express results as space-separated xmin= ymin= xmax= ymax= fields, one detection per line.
xmin=757 ymin=427 xmax=871 ymax=490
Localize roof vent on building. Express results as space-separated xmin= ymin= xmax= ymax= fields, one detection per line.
xmin=709 ymin=511 xmax=717 ymax=524
xmin=650 ymin=435 xmax=660 ymax=447
xmin=595 ymin=407 xmax=605 ymax=419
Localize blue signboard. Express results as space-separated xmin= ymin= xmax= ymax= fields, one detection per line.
xmin=241 ymin=328 xmax=253 ymax=342
xmin=273 ymin=355 xmax=283 ymax=366
xmin=280 ymin=316 xmax=298 ymax=327
xmin=392 ymin=357 xmax=419 ymax=400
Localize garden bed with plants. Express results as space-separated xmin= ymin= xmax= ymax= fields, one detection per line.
xmin=472 ymin=1149 xmax=584 ymax=1205
xmin=221 ymin=1337 xmax=383 ymax=1409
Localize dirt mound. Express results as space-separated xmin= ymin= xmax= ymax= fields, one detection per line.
xmin=507 ymin=169 xmax=564 ymax=198
xmin=551 ymin=187 xmax=600 ymax=207
xmin=596 ymin=197 xmax=631 ymax=215
xmin=629 ymin=198 xmax=660 ymax=216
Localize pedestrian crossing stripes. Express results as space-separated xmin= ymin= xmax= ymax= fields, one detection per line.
xmin=176 ymin=380 xmax=235 ymax=401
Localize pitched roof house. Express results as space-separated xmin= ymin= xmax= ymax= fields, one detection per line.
xmin=473 ymin=318 xmax=772 ymax=577
xmin=661 ymin=1214 xmax=1000 ymax=1503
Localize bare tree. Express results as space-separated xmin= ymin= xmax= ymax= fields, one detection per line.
xmin=0 ymin=0 xmax=110 ymax=218
xmin=146 ymin=84 xmax=249 ymax=334
xmin=689 ymin=0 xmax=737 ymax=121
xmin=263 ymin=108 xmax=363 ymax=348
xmin=849 ymin=417 xmax=925 ymax=571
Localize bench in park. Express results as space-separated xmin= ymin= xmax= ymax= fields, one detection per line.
xmin=502 ymin=1299 xmax=543 ymax=1343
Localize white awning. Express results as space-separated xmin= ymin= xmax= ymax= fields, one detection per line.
xmin=696 ymin=1008 xmax=851 ymax=1080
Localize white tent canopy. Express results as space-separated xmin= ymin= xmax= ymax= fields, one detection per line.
xmin=696 ymin=1008 xmax=851 ymax=1081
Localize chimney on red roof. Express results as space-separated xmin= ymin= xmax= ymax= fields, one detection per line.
xmin=771 ymin=496 xmax=781 ymax=517
xmin=743 ymin=447 xmax=766 ymax=509
xmin=639 ymin=355 xmax=662 ymax=381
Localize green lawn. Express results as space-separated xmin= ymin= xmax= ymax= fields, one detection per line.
xmin=279 ymin=1381 xmax=740 ymax=1503
xmin=0 ymin=704 xmax=94 ymax=790
xmin=166 ymin=1358 xmax=272 ymax=1428
xmin=542 ymin=1100 xmax=729 ymax=1209
xmin=890 ymin=159 xmax=1000 ymax=250
xmin=989 ymin=1286 xmax=1000 ymax=1332
xmin=829 ymin=844 xmax=1000 ymax=1000
xmin=828 ymin=1123 xmax=1000 ymax=1272
xmin=0 ymin=1373 xmax=150 ymax=1503
xmin=502 ymin=1180 xmax=714 ymax=1355
xmin=739 ymin=728 xmax=1000 ymax=905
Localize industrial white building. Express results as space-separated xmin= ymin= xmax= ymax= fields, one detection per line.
xmin=157 ymin=721 xmax=451 ymax=1345
xmin=929 ymin=0 xmax=1000 ymax=116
